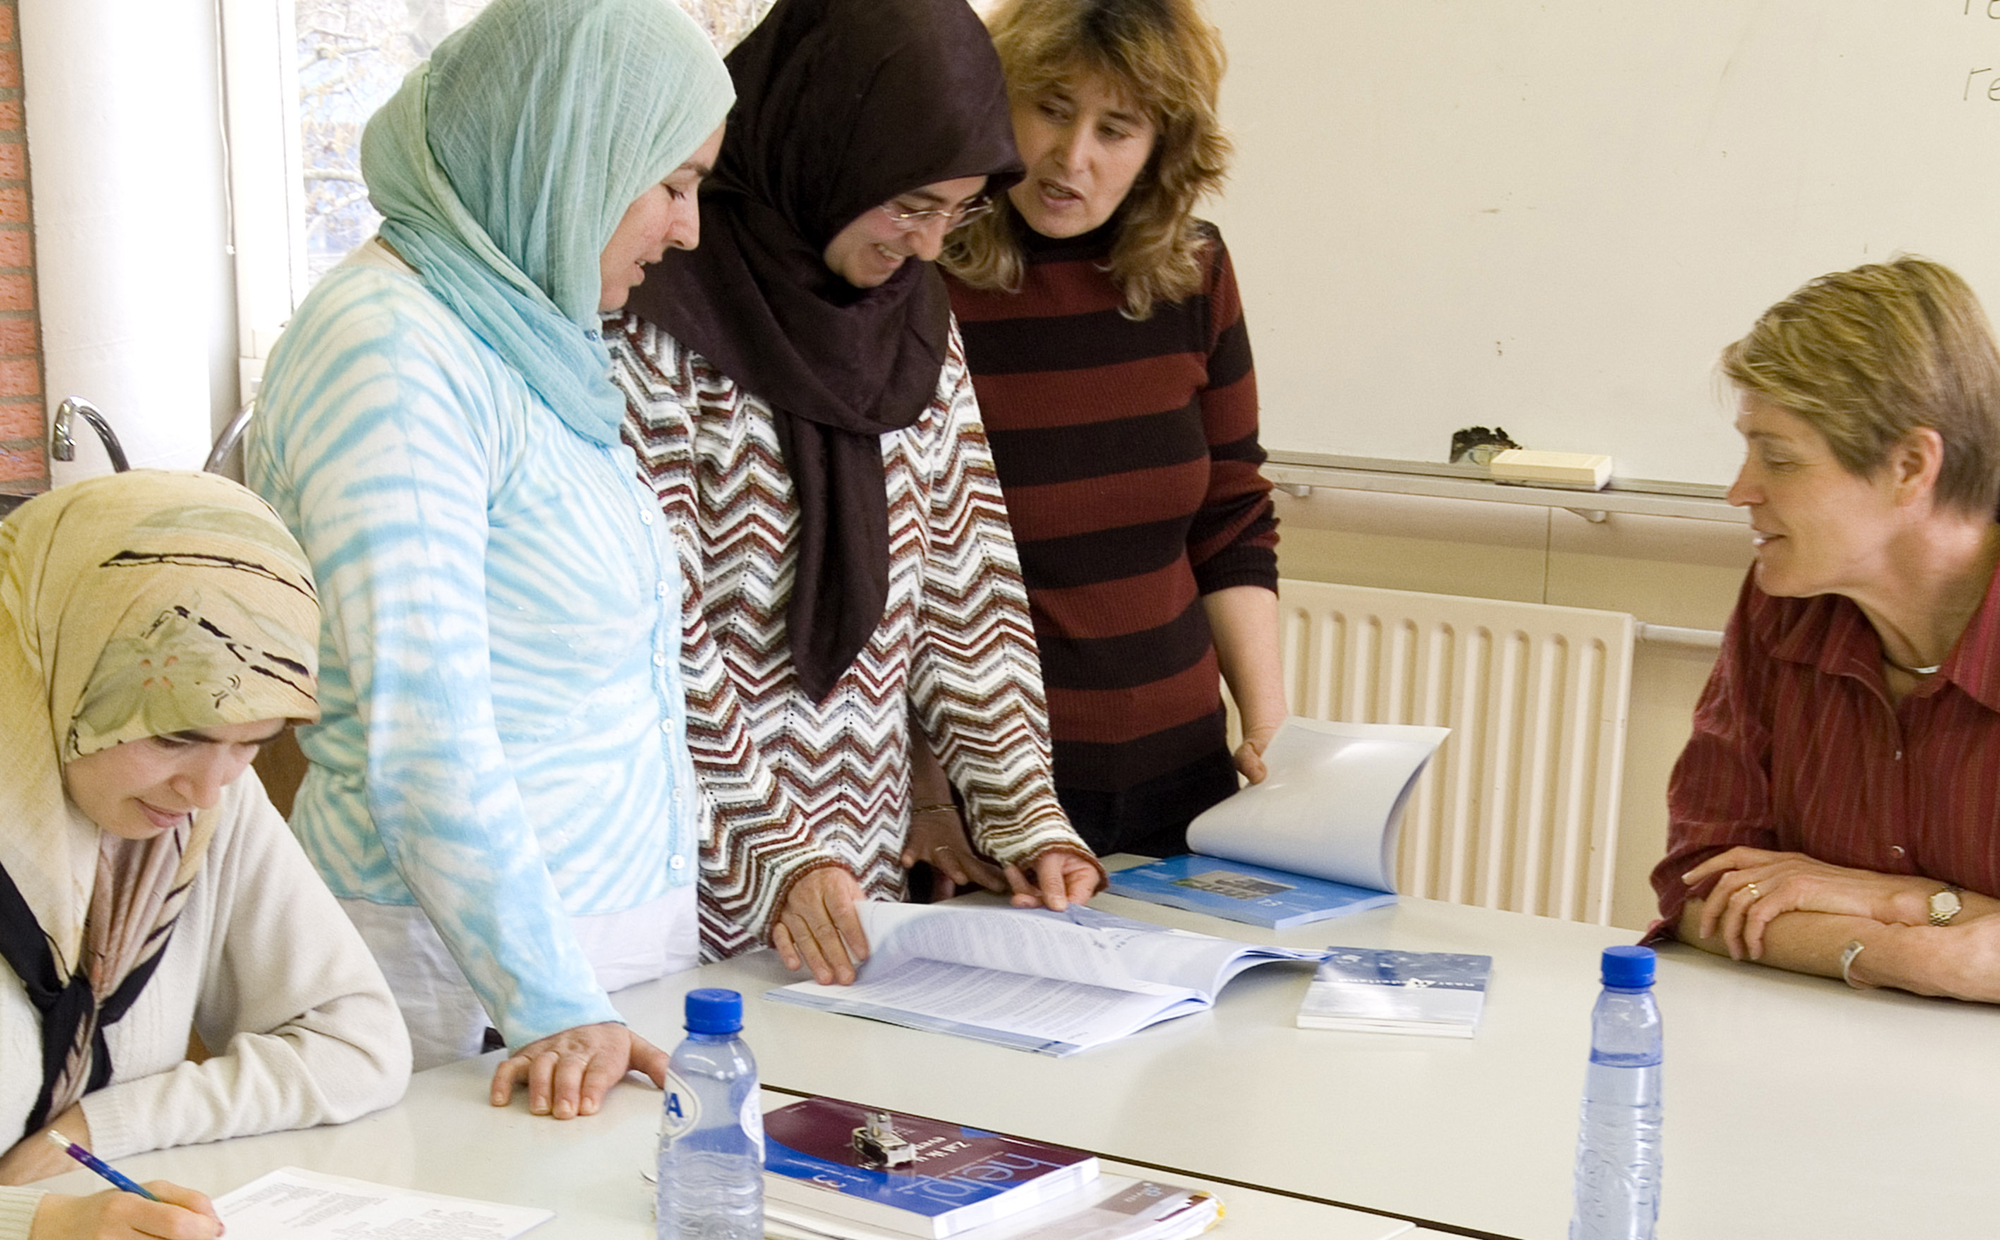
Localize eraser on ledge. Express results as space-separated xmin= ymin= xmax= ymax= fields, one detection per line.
xmin=1489 ymin=450 xmax=1613 ymax=491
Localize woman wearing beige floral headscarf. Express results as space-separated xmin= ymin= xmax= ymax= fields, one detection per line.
xmin=0 ymin=471 xmax=407 ymax=1240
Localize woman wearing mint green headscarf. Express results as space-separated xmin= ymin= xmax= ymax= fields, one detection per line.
xmin=246 ymin=0 xmax=731 ymax=1124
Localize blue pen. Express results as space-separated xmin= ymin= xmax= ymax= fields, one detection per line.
xmin=45 ymin=1130 xmax=161 ymax=1201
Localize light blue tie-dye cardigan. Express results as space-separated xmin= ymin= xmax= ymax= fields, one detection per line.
xmin=247 ymin=246 xmax=700 ymax=1046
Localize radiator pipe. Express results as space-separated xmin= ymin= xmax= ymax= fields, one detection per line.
xmin=1634 ymin=622 xmax=1723 ymax=650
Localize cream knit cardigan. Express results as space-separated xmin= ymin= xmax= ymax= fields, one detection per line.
xmin=0 ymin=775 xmax=410 ymax=1235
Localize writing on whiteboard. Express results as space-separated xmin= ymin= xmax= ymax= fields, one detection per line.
xmin=1967 ymin=0 xmax=2000 ymax=100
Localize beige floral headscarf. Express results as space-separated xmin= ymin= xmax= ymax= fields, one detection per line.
xmin=0 ymin=470 xmax=319 ymax=1137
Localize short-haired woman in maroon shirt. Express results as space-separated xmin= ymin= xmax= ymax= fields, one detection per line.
xmin=1659 ymin=256 xmax=2000 ymax=1002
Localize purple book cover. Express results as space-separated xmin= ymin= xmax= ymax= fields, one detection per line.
xmin=763 ymin=1096 xmax=1099 ymax=1237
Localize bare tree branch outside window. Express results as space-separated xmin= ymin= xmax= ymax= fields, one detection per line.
xmin=296 ymin=0 xmax=777 ymax=284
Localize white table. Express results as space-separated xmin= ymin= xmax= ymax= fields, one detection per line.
xmin=38 ymin=1059 xmax=1410 ymax=1239
xmin=42 ymin=888 xmax=1998 ymax=1239
xmin=603 ymin=890 xmax=2000 ymax=1240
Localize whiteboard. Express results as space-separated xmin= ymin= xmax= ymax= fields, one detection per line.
xmin=1200 ymin=0 xmax=2000 ymax=486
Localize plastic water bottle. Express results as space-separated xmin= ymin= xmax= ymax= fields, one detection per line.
xmin=1568 ymin=945 xmax=1663 ymax=1240
xmin=656 ymin=988 xmax=763 ymax=1240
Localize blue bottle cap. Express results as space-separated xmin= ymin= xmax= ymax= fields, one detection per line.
xmin=1600 ymin=945 xmax=1656 ymax=989
xmin=684 ymin=988 xmax=744 ymax=1034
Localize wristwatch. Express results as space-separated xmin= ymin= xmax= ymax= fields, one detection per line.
xmin=1928 ymin=885 xmax=1964 ymax=927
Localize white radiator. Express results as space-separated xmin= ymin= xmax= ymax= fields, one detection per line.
xmin=1274 ymin=580 xmax=1635 ymax=924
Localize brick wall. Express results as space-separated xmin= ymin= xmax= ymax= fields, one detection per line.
xmin=0 ymin=0 xmax=41 ymax=494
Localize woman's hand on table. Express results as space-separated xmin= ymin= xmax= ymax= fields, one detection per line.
xmin=30 ymin=1183 xmax=220 ymax=1240
xmin=900 ymin=809 xmax=1007 ymax=901
xmin=0 ymin=1107 xmax=89 ymax=1186
xmin=772 ymin=867 xmax=870 ymax=986
xmin=489 ymin=1021 xmax=667 ymax=1120
xmin=1684 ymin=847 xmax=1937 ymax=960
xmin=1004 ymin=847 xmax=1106 ymax=912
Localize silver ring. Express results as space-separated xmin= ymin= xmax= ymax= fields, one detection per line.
xmin=1744 ymin=882 xmax=1761 ymax=900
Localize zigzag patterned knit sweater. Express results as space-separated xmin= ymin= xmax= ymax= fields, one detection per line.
xmin=613 ymin=317 xmax=1089 ymax=958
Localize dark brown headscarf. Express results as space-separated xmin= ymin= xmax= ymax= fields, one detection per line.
xmin=629 ymin=0 xmax=1022 ymax=701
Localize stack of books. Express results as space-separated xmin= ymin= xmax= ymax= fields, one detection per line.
xmin=1295 ymin=946 xmax=1493 ymax=1037
xmin=761 ymin=1096 xmax=1221 ymax=1240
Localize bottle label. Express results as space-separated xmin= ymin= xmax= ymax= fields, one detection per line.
xmin=661 ymin=1068 xmax=701 ymax=1140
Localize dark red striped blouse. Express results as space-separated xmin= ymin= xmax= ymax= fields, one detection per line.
xmin=1654 ymin=564 xmax=2000 ymax=926
xmin=947 ymin=221 xmax=1277 ymax=793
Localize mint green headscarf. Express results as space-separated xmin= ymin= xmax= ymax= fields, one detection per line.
xmin=360 ymin=0 xmax=734 ymax=446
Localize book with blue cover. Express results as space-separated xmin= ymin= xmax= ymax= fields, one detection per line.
xmin=763 ymin=1095 xmax=1100 ymax=1238
xmin=1295 ymin=946 xmax=1493 ymax=1036
xmin=1104 ymin=853 xmax=1396 ymax=929
xmin=1103 ymin=719 xmax=1448 ymax=926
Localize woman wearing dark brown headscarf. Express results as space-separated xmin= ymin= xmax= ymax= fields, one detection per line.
xmin=612 ymin=0 xmax=1102 ymax=983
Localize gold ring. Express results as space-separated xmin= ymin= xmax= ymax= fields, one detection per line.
xmin=1744 ymin=882 xmax=1761 ymax=899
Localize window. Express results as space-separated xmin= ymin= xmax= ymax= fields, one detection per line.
xmin=296 ymin=1 xmax=495 ymax=282
xmin=222 ymin=0 xmax=775 ymax=385
xmin=294 ymin=0 xmax=775 ymax=283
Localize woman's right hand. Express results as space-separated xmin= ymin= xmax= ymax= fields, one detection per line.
xmin=771 ymin=867 xmax=871 ymax=985
xmin=31 ymin=1184 xmax=221 ymax=1239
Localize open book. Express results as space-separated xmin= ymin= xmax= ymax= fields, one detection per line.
xmin=1106 ymin=719 xmax=1448 ymax=927
xmin=766 ymin=903 xmax=1325 ymax=1056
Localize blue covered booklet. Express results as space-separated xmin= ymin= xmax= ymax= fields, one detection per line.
xmin=1105 ymin=853 xmax=1396 ymax=929
xmin=1105 ymin=719 xmax=1448 ymax=927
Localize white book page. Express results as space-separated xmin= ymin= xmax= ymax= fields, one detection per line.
xmin=860 ymin=903 xmax=1134 ymax=988
xmin=1056 ymin=908 xmax=1325 ymax=994
xmin=213 ymin=1167 xmax=552 ymax=1239
xmin=778 ymin=957 xmax=1203 ymax=1052
xmin=859 ymin=904 xmax=1320 ymax=998
xmin=1185 ymin=718 xmax=1448 ymax=891
xmin=1299 ymin=983 xmax=1485 ymax=1024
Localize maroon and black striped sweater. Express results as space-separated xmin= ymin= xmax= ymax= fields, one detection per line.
xmin=946 ymin=220 xmax=1278 ymax=799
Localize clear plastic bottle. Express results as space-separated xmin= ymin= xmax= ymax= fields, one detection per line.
xmin=656 ymin=988 xmax=764 ymax=1240
xmin=1568 ymin=945 xmax=1663 ymax=1240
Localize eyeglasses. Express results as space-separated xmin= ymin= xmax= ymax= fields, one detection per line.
xmin=878 ymin=194 xmax=995 ymax=233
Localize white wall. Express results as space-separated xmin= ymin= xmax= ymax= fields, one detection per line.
xmin=21 ymin=0 xmax=238 ymax=480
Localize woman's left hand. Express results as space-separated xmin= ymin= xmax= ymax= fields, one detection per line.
xmin=488 ymin=1022 xmax=667 ymax=1121
xmin=1003 ymin=847 xmax=1106 ymax=912
xmin=1684 ymin=847 xmax=1933 ymax=960
xmin=1233 ymin=722 xmax=1281 ymax=785
xmin=0 ymin=1105 xmax=89 ymax=1186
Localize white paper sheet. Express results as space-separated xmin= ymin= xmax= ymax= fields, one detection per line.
xmin=213 ymin=1167 xmax=553 ymax=1239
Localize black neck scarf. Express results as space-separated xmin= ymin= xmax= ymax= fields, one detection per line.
xmin=0 ymin=860 xmax=170 ymax=1141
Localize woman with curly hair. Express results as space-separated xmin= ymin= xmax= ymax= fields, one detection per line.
xmin=927 ymin=0 xmax=1284 ymax=869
